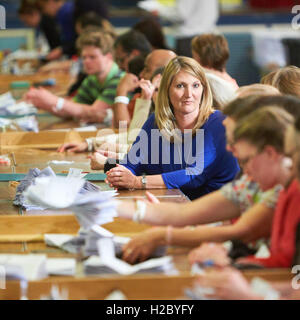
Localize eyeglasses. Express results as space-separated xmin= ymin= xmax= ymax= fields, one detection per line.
xmin=238 ymin=150 xmax=261 ymax=167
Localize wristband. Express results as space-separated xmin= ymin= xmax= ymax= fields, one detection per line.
xmin=86 ymin=138 xmax=94 ymax=152
xmin=114 ymin=96 xmax=130 ymax=105
xmin=53 ymin=97 xmax=64 ymax=112
xmin=133 ymin=200 xmax=146 ymax=223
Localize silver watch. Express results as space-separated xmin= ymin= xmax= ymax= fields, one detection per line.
xmin=141 ymin=174 xmax=147 ymax=189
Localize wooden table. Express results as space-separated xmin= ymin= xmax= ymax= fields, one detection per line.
xmin=0 ymin=130 xmax=292 ymax=301
xmin=0 ymin=74 xmax=73 ymax=96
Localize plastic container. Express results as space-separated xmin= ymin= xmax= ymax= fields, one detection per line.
xmin=10 ymin=81 xmax=31 ymax=100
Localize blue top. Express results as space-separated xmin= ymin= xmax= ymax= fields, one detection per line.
xmin=121 ymin=110 xmax=240 ymax=200
xmin=56 ymin=1 xmax=76 ymax=53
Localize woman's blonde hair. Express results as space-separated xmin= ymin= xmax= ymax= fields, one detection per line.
xmin=155 ymin=56 xmax=213 ymax=138
xmin=236 ymin=84 xmax=280 ymax=98
xmin=261 ymin=66 xmax=300 ymax=98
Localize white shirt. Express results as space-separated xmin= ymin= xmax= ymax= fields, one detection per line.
xmin=156 ymin=0 xmax=219 ymax=38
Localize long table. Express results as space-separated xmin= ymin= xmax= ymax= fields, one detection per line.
xmin=0 ymin=129 xmax=294 ymax=300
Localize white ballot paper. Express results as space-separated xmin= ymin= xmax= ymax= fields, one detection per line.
xmin=46 ymin=258 xmax=76 ymax=276
xmin=0 ymin=92 xmax=37 ymax=116
xmin=84 ymin=238 xmax=176 ymax=276
xmin=14 ymin=167 xmax=101 ymax=210
xmin=0 ymin=115 xmax=39 ymax=132
xmin=45 ymin=225 xmax=166 ymax=258
xmin=0 ymin=254 xmax=48 ymax=281
xmin=23 ymin=175 xmax=118 ymax=228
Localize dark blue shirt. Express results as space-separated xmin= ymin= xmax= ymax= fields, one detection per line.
xmin=121 ymin=110 xmax=240 ymax=200
xmin=56 ymin=1 xmax=76 ymax=56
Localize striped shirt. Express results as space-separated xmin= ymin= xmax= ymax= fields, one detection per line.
xmin=73 ymin=62 xmax=124 ymax=105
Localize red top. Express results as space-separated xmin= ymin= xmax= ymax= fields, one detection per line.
xmin=249 ymin=0 xmax=295 ymax=9
xmin=246 ymin=179 xmax=300 ymax=268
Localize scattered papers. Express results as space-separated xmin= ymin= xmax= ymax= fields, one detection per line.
xmin=0 ymin=92 xmax=37 ymax=116
xmin=14 ymin=167 xmax=101 ymax=211
xmin=45 ymin=225 xmax=167 ymax=259
xmin=0 ymin=254 xmax=48 ymax=281
xmin=46 ymin=258 xmax=76 ymax=276
xmin=22 ymin=173 xmax=118 ymax=227
xmin=14 ymin=167 xmax=56 ymax=210
xmin=84 ymin=238 xmax=176 ymax=276
xmin=0 ymin=115 xmax=39 ymax=132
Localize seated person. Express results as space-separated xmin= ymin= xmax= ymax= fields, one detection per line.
xmin=105 ymin=56 xmax=239 ymax=200
xmin=261 ymin=65 xmax=300 ymax=99
xmin=113 ymin=30 xmax=152 ymax=73
xmin=191 ymin=33 xmax=239 ymax=89
xmin=39 ymin=0 xmax=76 ymax=60
xmin=113 ymin=49 xmax=177 ymax=128
xmin=189 ymin=116 xmax=300 ymax=300
xmin=58 ymin=68 xmax=164 ymax=168
xmin=112 ymin=95 xmax=300 ymax=264
xmin=18 ymin=0 xmax=61 ymax=52
xmin=25 ymin=29 xmax=124 ymax=124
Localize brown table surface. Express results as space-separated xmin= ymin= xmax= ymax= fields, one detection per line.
xmin=0 ymin=74 xmax=73 ymax=96
xmin=0 ymin=124 xmax=291 ymax=301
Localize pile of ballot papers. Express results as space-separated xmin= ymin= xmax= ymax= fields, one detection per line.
xmin=0 ymin=115 xmax=39 ymax=132
xmin=0 ymin=254 xmax=76 ymax=284
xmin=83 ymin=238 xmax=177 ymax=276
xmin=14 ymin=167 xmax=101 ymax=210
xmin=44 ymin=225 xmax=167 ymax=258
xmin=0 ymin=92 xmax=37 ymax=116
xmin=22 ymin=170 xmax=118 ymax=228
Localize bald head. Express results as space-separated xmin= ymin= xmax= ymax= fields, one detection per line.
xmin=140 ymin=49 xmax=176 ymax=80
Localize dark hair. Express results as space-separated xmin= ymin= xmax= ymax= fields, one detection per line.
xmin=224 ymin=95 xmax=300 ymax=121
xmin=18 ymin=0 xmax=42 ymax=15
xmin=77 ymin=12 xmax=104 ymax=29
xmin=76 ymin=12 xmax=116 ymax=39
xmin=114 ymin=30 xmax=152 ymax=55
xmin=128 ymin=53 xmax=147 ymax=76
xmin=191 ymin=34 xmax=230 ymax=72
xmin=133 ymin=18 xmax=168 ymax=50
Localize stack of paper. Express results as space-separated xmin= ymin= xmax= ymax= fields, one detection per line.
xmin=0 ymin=115 xmax=38 ymax=132
xmin=23 ymin=174 xmax=118 ymax=227
xmin=14 ymin=167 xmax=101 ymax=210
xmin=45 ymin=225 xmax=167 ymax=259
xmin=14 ymin=167 xmax=56 ymax=210
xmin=83 ymin=225 xmax=166 ymax=258
xmin=84 ymin=238 xmax=176 ymax=275
xmin=46 ymin=258 xmax=76 ymax=276
xmin=0 ymin=254 xmax=48 ymax=281
xmin=0 ymin=92 xmax=37 ymax=116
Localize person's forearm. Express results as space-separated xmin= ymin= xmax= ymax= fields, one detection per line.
xmin=53 ymin=99 xmax=86 ymax=118
xmin=113 ymin=103 xmax=131 ymax=128
xmin=117 ymin=191 xmax=241 ymax=227
xmin=168 ymin=225 xmax=243 ymax=247
xmin=54 ymin=100 xmax=105 ymax=122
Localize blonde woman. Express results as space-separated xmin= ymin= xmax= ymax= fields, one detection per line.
xmin=261 ymin=65 xmax=300 ymax=98
xmin=105 ymin=56 xmax=239 ymax=200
